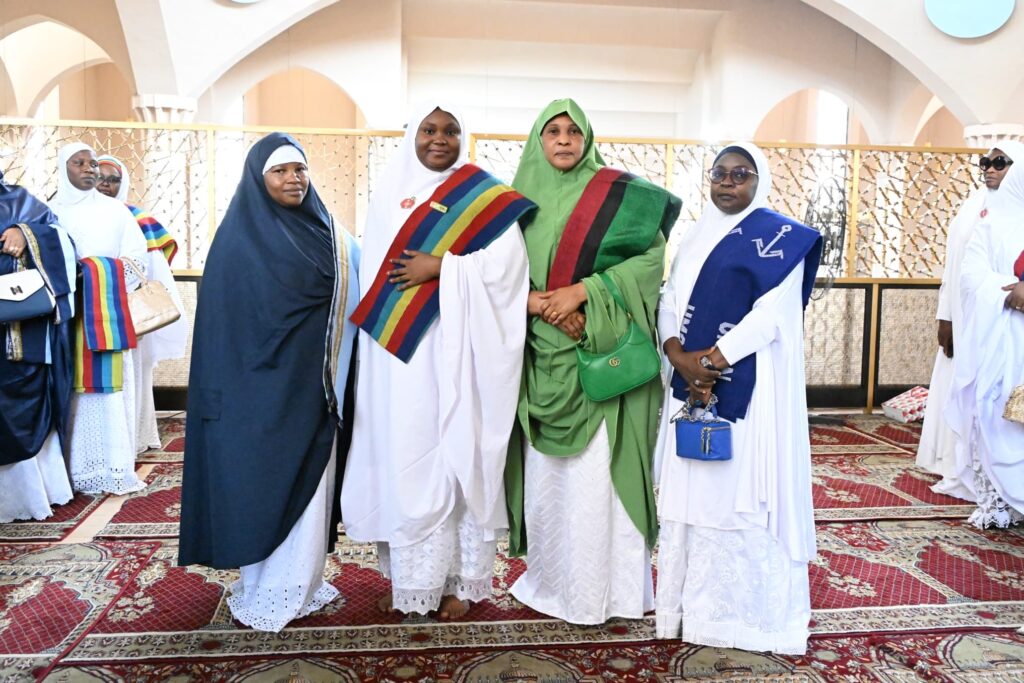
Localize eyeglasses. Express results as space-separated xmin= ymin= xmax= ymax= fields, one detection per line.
xmin=96 ymin=175 xmax=122 ymax=184
xmin=707 ymin=166 xmax=758 ymax=185
xmin=979 ymin=155 xmax=1013 ymax=171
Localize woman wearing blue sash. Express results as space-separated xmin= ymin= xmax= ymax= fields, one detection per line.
xmin=178 ymin=134 xmax=359 ymax=632
xmin=654 ymin=142 xmax=821 ymax=654
xmin=0 ymin=173 xmax=76 ymax=522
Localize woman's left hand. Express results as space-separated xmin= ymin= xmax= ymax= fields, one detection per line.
xmin=0 ymin=227 xmax=26 ymax=259
xmin=389 ymin=250 xmax=442 ymax=291
xmin=1002 ymin=281 xmax=1024 ymax=312
xmin=539 ymin=283 xmax=587 ymax=325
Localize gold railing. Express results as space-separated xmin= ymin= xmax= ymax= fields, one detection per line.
xmin=1 ymin=119 xmax=972 ymax=409
xmin=0 ymin=118 xmax=983 ymax=278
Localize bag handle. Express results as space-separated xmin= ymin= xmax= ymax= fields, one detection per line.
xmin=596 ymin=271 xmax=630 ymax=318
xmin=122 ymin=257 xmax=149 ymax=285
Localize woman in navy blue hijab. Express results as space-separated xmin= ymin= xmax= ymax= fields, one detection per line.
xmin=0 ymin=171 xmax=77 ymax=523
xmin=178 ymin=133 xmax=360 ymax=632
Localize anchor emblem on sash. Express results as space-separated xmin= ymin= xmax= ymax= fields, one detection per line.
xmin=752 ymin=224 xmax=791 ymax=259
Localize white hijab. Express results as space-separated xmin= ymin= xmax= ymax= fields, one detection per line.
xmin=360 ymin=101 xmax=470 ymax=289
xmin=52 ymin=142 xmax=99 ymax=208
xmin=662 ymin=141 xmax=773 ymax=329
xmin=96 ymin=154 xmax=130 ymax=202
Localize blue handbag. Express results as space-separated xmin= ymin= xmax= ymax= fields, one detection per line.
xmin=0 ymin=269 xmax=55 ymax=323
xmin=671 ymin=395 xmax=733 ymax=461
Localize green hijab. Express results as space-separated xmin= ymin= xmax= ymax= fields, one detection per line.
xmin=513 ymin=98 xmax=604 ymax=273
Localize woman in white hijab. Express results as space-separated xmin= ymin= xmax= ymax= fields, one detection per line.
xmin=948 ymin=139 xmax=1024 ymax=529
xmin=341 ymin=102 xmax=531 ymax=619
xmin=653 ymin=142 xmax=821 ymax=654
xmin=94 ymin=154 xmax=187 ymax=454
xmin=917 ymin=142 xmax=1017 ymax=500
xmin=50 ymin=142 xmax=148 ymax=494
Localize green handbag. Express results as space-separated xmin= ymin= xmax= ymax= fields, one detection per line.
xmin=575 ymin=272 xmax=661 ymax=402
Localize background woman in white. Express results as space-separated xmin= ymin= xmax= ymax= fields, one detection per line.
xmin=50 ymin=142 xmax=147 ymax=495
xmin=948 ymin=140 xmax=1024 ymax=529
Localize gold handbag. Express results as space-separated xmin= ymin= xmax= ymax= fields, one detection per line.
xmin=1004 ymin=385 xmax=1024 ymax=424
xmin=124 ymin=259 xmax=181 ymax=337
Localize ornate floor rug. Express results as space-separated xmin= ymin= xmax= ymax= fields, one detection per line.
xmin=0 ymin=494 xmax=106 ymax=543
xmin=136 ymin=415 xmax=185 ymax=463
xmin=31 ymin=629 xmax=1024 ymax=682
xmin=5 ymin=413 xmax=1024 ymax=681
xmin=94 ymin=464 xmax=181 ymax=539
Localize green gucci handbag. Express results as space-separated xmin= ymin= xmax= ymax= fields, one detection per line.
xmin=575 ymin=272 xmax=661 ymax=402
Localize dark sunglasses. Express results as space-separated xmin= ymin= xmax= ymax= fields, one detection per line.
xmin=707 ymin=166 xmax=758 ymax=185
xmin=96 ymin=175 xmax=122 ymax=184
xmin=979 ymin=155 xmax=1013 ymax=172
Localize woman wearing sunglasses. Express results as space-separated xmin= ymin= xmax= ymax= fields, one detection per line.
xmin=653 ymin=143 xmax=822 ymax=654
xmin=948 ymin=139 xmax=1024 ymax=530
xmin=917 ymin=143 xmax=1017 ymax=500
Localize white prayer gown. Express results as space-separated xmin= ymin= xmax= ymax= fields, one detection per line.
xmin=653 ymin=142 xmax=816 ymax=655
xmin=51 ymin=143 xmax=148 ymax=495
xmin=96 ymin=157 xmax=188 ymax=453
xmin=917 ymin=186 xmax=991 ymax=501
xmin=948 ymin=147 xmax=1024 ymax=529
xmin=341 ymin=103 xmax=528 ymax=615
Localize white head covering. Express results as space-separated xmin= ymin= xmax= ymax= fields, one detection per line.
xmin=989 ymin=140 xmax=1024 ymax=212
xmin=359 ymin=102 xmax=470 ymax=287
xmin=95 ymin=154 xmax=130 ymax=202
xmin=53 ymin=142 xmax=98 ymax=207
xmin=262 ymin=144 xmax=307 ymax=174
xmin=665 ymin=141 xmax=773 ymax=324
xmin=372 ymin=101 xmax=470 ymax=214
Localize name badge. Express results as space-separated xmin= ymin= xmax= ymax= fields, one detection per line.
xmin=429 ymin=201 xmax=448 ymax=214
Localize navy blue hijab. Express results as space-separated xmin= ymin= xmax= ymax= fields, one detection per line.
xmin=179 ymin=133 xmax=346 ymax=569
xmin=0 ymin=172 xmax=74 ymax=465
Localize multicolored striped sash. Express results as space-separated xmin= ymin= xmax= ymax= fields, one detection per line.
xmin=351 ymin=164 xmax=535 ymax=362
xmin=548 ymin=168 xmax=681 ymax=288
xmin=74 ymin=256 xmax=137 ymax=393
xmin=128 ymin=205 xmax=178 ymax=265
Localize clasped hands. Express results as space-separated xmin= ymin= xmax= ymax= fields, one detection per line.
xmin=664 ymin=337 xmax=727 ymax=406
xmin=528 ymin=283 xmax=587 ymax=340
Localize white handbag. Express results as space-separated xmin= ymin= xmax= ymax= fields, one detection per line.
xmin=123 ymin=259 xmax=181 ymax=337
xmin=0 ymin=269 xmax=55 ymax=322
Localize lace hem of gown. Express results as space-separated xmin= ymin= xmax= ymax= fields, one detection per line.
xmin=969 ymin=441 xmax=1024 ymax=529
xmin=227 ymin=579 xmax=339 ymax=633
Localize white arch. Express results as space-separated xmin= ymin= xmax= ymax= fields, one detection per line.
xmin=0 ymin=20 xmax=117 ymax=117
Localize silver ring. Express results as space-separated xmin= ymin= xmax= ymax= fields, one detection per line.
xmin=694 ymin=379 xmax=701 ymax=387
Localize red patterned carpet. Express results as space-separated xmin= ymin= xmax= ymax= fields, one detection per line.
xmin=2 ymin=413 xmax=1023 ymax=681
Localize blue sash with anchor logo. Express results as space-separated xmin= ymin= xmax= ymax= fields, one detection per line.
xmin=670 ymin=208 xmax=822 ymax=421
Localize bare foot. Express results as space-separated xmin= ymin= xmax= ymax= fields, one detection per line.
xmin=437 ymin=594 xmax=470 ymax=620
xmin=377 ymin=593 xmax=395 ymax=614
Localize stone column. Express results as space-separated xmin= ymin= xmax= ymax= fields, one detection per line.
xmin=963 ymin=123 xmax=1024 ymax=148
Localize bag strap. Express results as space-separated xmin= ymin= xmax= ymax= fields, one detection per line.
xmin=596 ymin=271 xmax=629 ymax=317
xmin=122 ymin=257 xmax=149 ymax=285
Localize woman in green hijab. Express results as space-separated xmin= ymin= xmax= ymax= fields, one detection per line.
xmin=505 ymin=99 xmax=680 ymax=624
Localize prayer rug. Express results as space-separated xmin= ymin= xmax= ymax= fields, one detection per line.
xmin=0 ymin=493 xmax=106 ymax=542
xmin=809 ymin=419 xmax=913 ymax=456
xmin=0 ymin=541 xmax=160 ymax=682
xmin=136 ymin=414 xmax=185 ymax=463
xmin=842 ymin=414 xmax=923 ymax=448
xmin=45 ymin=519 xmax=1024 ymax=675
xmin=812 ymin=453 xmax=975 ymax=522
xmin=94 ymin=464 xmax=181 ymax=539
